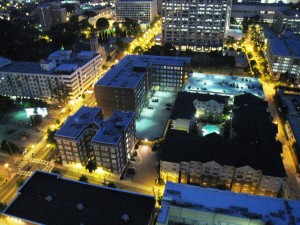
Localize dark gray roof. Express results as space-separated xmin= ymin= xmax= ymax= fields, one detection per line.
xmin=170 ymin=92 xmax=229 ymax=120
xmin=4 ymin=171 xmax=155 ymax=225
xmin=161 ymin=94 xmax=286 ymax=177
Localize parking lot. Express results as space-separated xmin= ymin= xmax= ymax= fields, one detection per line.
xmin=136 ymin=91 xmax=177 ymax=140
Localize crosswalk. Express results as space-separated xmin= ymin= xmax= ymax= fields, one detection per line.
xmin=18 ymin=161 xmax=28 ymax=170
xmin=17 ymin=170 xmax=33 ymax=177
xmin=29 ymin=158 xmax=49 ymax=165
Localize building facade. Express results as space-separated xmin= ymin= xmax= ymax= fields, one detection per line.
xmin=162 ymin=0 xmax=231 ymax=51
xmin=94 ymin=55 xmax=190 ymax=117
xmin=54 ymin=106 xmax=136 ymax=174
xmin=0 ymin=50 xmax=103 ymax=100
xmin=273 ymin=10 xmax=300 ymax=35
xmin=115 ymin=0 xmax=158 ymax=23
xmin=38 ymin=2 xmax=67 ymax=32
xmin=266 ymin=37 xmax=300 ymax=82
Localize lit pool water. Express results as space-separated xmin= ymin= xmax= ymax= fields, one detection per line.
xmin=202 ymin=125 xmax=220 ymax=136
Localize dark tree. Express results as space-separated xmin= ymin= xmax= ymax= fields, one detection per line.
xmin=79 ymin=175 xmax=88 ymax=183
xmin=96 ymin=18 xmax=109 ymax=41
xmin=83 ymin=10 xmax=97 ymax=18
xmin=85 ymin=160 xmax=97 ymax=173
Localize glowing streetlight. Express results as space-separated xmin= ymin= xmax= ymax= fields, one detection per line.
xmin=4 ymin=163 xmax=11 ymax=178
xmin=76 ymin=163 xmax=82 ymax=173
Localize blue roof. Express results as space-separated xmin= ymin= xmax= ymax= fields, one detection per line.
xmin=92 ymin=111 xmax=135 ymax=144
xmin=269 ymin=37 xmax=300 ymax=57
xmin=55 ymin=106 xmax=102 ymax=139
xmin=158 ymin=182 xmax=300 ymax=224
xmin=95 ymin=55 xmax=191 ymax=89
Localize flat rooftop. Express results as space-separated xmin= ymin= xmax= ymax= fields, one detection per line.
xmin=3 ymin=171 xmax=155 ymax=225
xmin=287 ymin=114 xmax=300 ymax=144
xmin=0 ymin=51 xmax=98 ymax=75
xmin=95 ymin=55 xmax=191 ymax=89
xmin=184 ymin=73 xmax=264 ymax=98
xmin=269 ymin=37 xmax=300 ymax=57
xmin=92 ymin=111 xmax=135 ymax=144
xmin=158 ymin=182 xmax=300 ymax=225
xmin=55 ymin=106 xmax=102 ymax=139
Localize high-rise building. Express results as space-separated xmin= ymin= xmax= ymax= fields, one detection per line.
xmin=116 ymin=0 xmax=158 ymax=23
xmin=162 ymin=0 xmax=231 ymax=51
xmin=273 ymin=10 xmax=300 ymax=35
xmin=37 ymin=2 xmax=67 ymax=32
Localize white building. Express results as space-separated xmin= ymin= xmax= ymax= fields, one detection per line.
xmin=0 ymin=49 xmax=103 ymax=100
xmin=162 ymin=0 xmax=231 ymax=51
xmin=157 ymin=182 xmax=300 ymax=225
xmin=115 ymin=0 xmax=158 ymax=23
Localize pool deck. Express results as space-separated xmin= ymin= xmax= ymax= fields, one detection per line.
xmin=184 ymin=73 xmax=265 ymax=99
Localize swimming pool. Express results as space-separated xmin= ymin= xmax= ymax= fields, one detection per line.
xmin=202 ymin=125 xmax=220 ymax=136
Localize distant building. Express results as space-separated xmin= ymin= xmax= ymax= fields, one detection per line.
xmin=55 ymin=106 xmax=136 ymax=174
xmin=115 ymin=0 xmax=158 ymax=23
xmin=38 ymin=2 xmax=67 ymax=32
xmin=273 ymin=10 xmax=300 ymax=35
xmin=170 ymin=92 xmax=229 ymax=132
xmin=162 ymin=0 xmax=231 ymax=51
xmin=231 ymin=3 xmax=290 ymax=24
xmin=94 ymin=55 xmax=190 ymax=117
xmin=3 ymin=171 xmax=156 ymax=225
xmin=160 ymin=94 xmax=285 ymax=197
xmin=266 ymin=37 xmax=300 ymax=82
xmin=157 ymin=182 xmax=300 ymax=225
xmin=0 ymin=49 xmax=103 ymax=100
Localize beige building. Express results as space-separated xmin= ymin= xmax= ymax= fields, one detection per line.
xmin=54 ymin=106 xmax=136 ymax=174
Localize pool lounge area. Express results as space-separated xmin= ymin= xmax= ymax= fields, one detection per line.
xmin=184 ymin=73 xmax=265 ymax=99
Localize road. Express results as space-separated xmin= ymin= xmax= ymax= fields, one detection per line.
xmin=0 ymin=21 xmax=163 ymax=207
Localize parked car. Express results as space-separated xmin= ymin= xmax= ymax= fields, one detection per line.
xmin=152 ymin=97 xmax=159 ymax=103
xmin=147 ymin=106 xmax=154 ymax=110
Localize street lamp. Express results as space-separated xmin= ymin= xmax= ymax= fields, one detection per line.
xmin=4 ymin=163 xmax=11 ymax=178
xmin=76 ymin=163 xmax=82 ymax=173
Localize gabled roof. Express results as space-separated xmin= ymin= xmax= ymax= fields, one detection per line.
xmin=170 ymin=92 xmax=229 ymax=120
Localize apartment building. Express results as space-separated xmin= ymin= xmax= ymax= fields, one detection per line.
xmin=231 ymin=3 xmax=290 ymax=24
xmin=162 ymin=0 xmax=231 ymax=51
xmin=37 ymin=2 xmax=67 ymax=32
xmin=90 ymin=111 xmax=136 ymax=173
xmin=55 ymin=106 xmax=103 ymax=166
xmin=266 ymin=37 xmax=300 ymax=82
xmin=0 ymin=49 xmax=103 ymax=100
xmin=55 ymin=106 xmax=136 ymax=174
xmin=160 ymin=94 xmax=285 ymax=197
xmin=115 ymin=0 xmax=158 ymax=23
xmin=273 ymin=10 xmax=300 ymax=35
xmin=94 ymin=55 xmax=190 ymax=117
xmin=170 ymin=92 xmax=228 ymax=132
xmin=3 ymin=171 xmax=156 ymax=225
xmin=157 ymin=182 xmax=300 ymax=225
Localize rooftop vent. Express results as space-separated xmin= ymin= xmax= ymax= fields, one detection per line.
xmin=76 ymin=203 xmax=84 ymax=210
xmin=74 ymin=117 xmax=79 ymax=122
xmin=45 ymin=195 xmax=53 ymax=202
xmin=121 ymin=214 xmax=129 ymax=222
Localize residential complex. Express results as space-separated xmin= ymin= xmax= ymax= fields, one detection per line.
xmin=170 ymin=92 xmax=229 ymax=132
xmin=160 ymin=94 xmax=285 ymax=197
xmin=54 ymin=106 xmax=136 ymax=174
xmin=266 ymin=37 xmax=300 ymax=81
xmin=37 ymin=2 xmax=67 ymax=32
xmin=94 ymin=55 xmax=190 ymax=117
xmin=231 ymin=3 xmax=290 ymax=24
xmin=115 ymin=0 xmax=158 ymax=23
xmin=0 ymin=49 xmax=103 ymax=100
xmin=3 ymin=171 xmax=156 ymax=225
xmin=162 ymin=0 xmax=231 ymax=51
xmin=157 ymin=182 xmax=300 ymax=225
xmin=273 ymin=10 xmax=300 ymax=35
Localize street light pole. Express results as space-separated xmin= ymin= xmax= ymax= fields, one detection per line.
xmin=4 ymin=163 xmax=11 ymax=178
